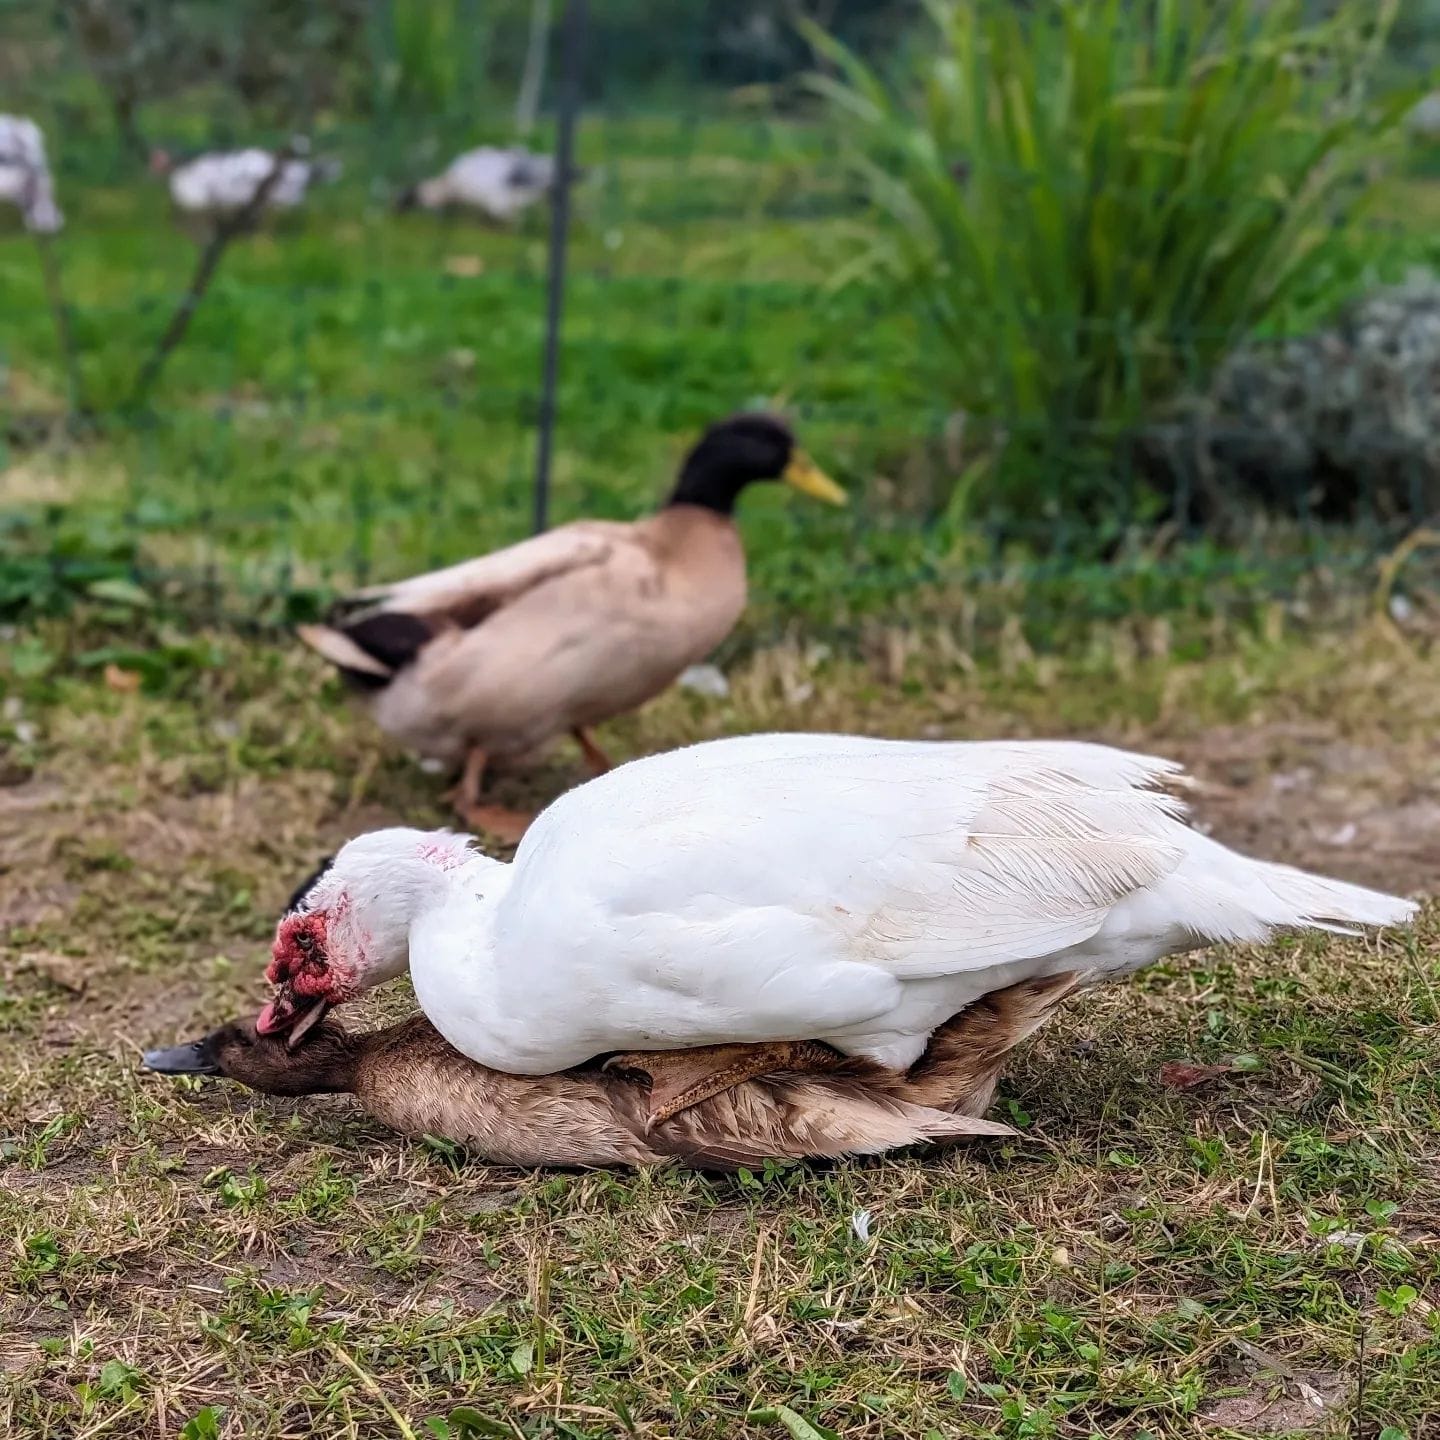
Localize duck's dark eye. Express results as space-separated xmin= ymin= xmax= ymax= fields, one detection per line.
xmin=296 ymin=932 xmax=317 ymax=956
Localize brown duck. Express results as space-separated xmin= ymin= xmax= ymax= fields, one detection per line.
xmin=295 ymin=413 xmax=845 ymax=841
xmin=144 ymin=974 xmax=1075 ymax=1170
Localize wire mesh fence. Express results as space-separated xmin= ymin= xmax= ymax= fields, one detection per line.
xmin=3 ymin=0 xmax=1439 ymax=652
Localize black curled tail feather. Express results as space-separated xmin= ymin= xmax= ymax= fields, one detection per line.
xmin=296 ymin=611 xmax=436 ymax=692
xmin=340 ymin=611 xmax=435 ymax=674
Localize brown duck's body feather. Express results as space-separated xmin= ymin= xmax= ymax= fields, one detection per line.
xmin=299 ymin=507 xmax=746 ymax=766
xmin=227 ymin=973 xmax=1077 ymax=1170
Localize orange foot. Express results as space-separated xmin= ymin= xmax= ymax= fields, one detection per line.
xmin=571 ymin=726 xmax=614 ymax=775
xmin=454 ymin=801 xmax=534 ymax=847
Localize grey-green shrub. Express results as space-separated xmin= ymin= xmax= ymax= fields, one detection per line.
xmin=1145 ymin=271 xmax=1440 ymax=526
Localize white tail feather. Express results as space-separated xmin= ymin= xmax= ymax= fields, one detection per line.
xmin=1176 ymin=838 xmax=1418 ymax=945
xmin=1246 ymin=859 xmax=1418 ymax=934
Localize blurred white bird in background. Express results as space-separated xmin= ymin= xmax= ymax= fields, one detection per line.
xmin=150 ymin=137 xmax=341 ymax=222
xmin=397 ymin=146 xmax=560 ymax=223
xmin=0 ymin=114 xmax=63 ymax=233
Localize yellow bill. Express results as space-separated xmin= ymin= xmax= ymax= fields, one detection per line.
xmin=782 ymin=452 xmax=847 ymax=506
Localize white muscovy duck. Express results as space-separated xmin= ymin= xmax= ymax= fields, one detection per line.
xmin=151 ymin=140 xmax=340 ymax=221
xmin=397 ymin=146 xmax=558 ymax=222
xmin=256 ymin=734 xmax=1417 ymax=1120
xmin=0 ymin=115 xmax=63 ymax=233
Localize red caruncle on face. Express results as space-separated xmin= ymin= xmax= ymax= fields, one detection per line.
xmin=267 ymin=910 xmax=350 ymax=1001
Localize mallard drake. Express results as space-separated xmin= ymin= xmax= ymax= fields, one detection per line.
xmin=296 ymin=414 xmax=845 ymax=839
xmin=0 ymin=115 xmax=62 ymax=233
xmin=396 ymin=146 xmax=558 ymax=222
xmin=145 ymin=975 xmax=1073 ymax=1170
xmin=255 ymin=733 xmax=1416 ymax=1121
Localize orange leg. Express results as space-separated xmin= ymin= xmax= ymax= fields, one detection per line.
xmin=571 ymin=726 xmax=614 ymax=775
xmin=445 ymin=744 xmax=488 ymax=811
xmin=445 ymin=744 xmax=534 ymax=846
xmin=605 ymin=1039 xmax=847 ymax=1127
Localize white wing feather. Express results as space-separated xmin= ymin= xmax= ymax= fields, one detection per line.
xmin=401 ymin=733 xmax=1415 ymax=1074
xmin=460 ymin=738 xmax=1196 ymax=1068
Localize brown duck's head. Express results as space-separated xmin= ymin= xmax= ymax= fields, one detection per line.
xmin=665 ymin=412 xmax=846 ymax=516
xmin=143 ymin=1020 xmax=361 ymax=1096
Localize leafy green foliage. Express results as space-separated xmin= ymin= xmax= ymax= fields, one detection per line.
xmin=810 ymin=0 xmax=1416 ymax=523
xmin=0 ymin=512 xmax=141 ymax=622
xmin=179 ymin=1409 xmax=224 ymax=1440
xmin=748 ymin=1405 xmax=842 ymax=1440
xmin=51 ymin=0 xmax=371 ymax=147
xmin=377 ymin=0 xmax=471 ymax=118
xmin=0 ymin=9 xmax=1431 ymax=637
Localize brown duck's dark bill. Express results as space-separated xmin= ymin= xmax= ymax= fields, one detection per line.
xmin=143 ymin=1036 xmax=220 ymax=1076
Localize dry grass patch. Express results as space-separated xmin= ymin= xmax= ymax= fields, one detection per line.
xmin=1 ymin=616 xmax=1437 ymax=1438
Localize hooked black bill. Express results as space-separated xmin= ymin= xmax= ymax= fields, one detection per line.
xmin=285 ymin=997 xmax=330 ymax=1050
xmin=143 ymin=1036 xmax=220 ymax=1076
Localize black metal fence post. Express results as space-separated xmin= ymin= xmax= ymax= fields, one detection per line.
xmin=532 ymin=0 xmax=587 ymax=535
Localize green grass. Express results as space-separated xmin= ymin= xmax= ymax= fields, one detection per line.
xmin=5 ymin=102 xmax=1440 ymax=633
xmin=1 ymin=612 xmax=1437 ymax=1438
xmin=810 ymin=0 xmax=1415 ymax=514
xmin=3 ymin=39 xmax=1439 ymax=1440
xmin=0 ymin=109 xmax=938 ymax=622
